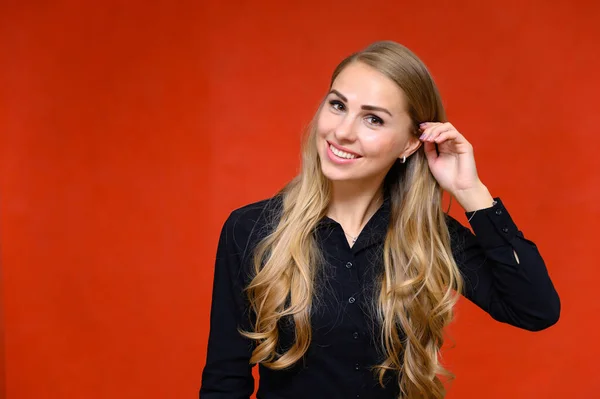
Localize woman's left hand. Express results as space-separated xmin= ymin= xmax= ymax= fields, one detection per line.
xmin=419 ymin=122 xmax=496 ymax=212
xmin=418 ymin=122 xmax=481 ymax=195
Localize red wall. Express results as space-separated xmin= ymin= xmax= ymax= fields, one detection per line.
xmin=1 ymin=1 xmax=598 ymax=398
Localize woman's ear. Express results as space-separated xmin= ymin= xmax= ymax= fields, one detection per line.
xmin=399 ymin=135 xmax=422 ymax=160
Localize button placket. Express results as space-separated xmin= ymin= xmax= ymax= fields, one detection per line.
xmin=338 ymin=250 xmax=364 ymax=393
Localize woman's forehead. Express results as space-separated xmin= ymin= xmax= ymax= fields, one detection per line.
xmin=331 ymin=63 xmax=406 ymax=109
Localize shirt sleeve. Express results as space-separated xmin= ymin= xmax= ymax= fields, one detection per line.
xmin=200 ymin=211 xmax=255 ymax=398
xmin=447 ymin=197 xmax=560 ymax=331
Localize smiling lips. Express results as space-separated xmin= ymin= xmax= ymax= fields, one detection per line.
xmin=328 ymin=142 xmax=361 ymax=160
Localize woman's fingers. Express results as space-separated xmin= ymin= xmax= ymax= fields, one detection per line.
xmin=422 ymin=140 xmax=438 ymax=161
xmin=420 ymin=122 xmax=460 ymax=144
xmin=433 ymin=129 xmax=459 ymax=143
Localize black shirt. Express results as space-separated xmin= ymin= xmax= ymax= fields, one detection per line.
xmin=199 ymin=195 xmax=560 ymax=399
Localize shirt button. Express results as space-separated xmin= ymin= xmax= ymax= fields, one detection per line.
xmin=345 ymin=262 xmax=353 ymax=269
xmin=496 ymin=209 xmax=503 ymax=215
xmin=502 ymin=227 xmax=509 ymax=233
xmin=353 ymin=332 xmax=359 ymax=339
xmin=355 ymin=363 xmax=360 ymax=370
xmin=348 ymin=296 xmax=356 ymax=304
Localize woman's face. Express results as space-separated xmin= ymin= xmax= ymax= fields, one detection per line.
xmin=316 ymin=62 xmax=420 ymax=184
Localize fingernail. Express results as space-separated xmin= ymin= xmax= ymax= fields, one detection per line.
xmin=419 ymin=134 xmax=426 ymax=140
xmin=419 ymin=122 xmax=427 ymax=127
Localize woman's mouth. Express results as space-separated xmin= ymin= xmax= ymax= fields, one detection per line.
xmin=328 ymin=143 xmax=360 ymax=160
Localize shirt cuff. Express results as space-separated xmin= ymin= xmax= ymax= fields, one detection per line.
xmin=464 ymin=197 xmax=518 ymax=249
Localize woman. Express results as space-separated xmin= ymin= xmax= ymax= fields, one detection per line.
xmin=199 ymin=41 xmax=560 ymax=399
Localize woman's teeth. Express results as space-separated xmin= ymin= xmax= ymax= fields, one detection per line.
xmin=330 ymin=144 xmax=358 ymax=159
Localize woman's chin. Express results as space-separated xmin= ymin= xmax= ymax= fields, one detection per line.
xmin=320 ymin=165 xmax=359 ymax=182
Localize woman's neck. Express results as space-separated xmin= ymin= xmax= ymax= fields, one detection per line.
xmin=326 ymin=180 xmax=385 ymax=244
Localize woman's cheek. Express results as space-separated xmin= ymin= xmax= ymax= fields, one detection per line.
xmin=361 ymin=132 xmax=399 ymax=159
xmin=359 ymin=131 xmax=384 ymax=154
xmin=316 ymin=112 xmax=334 ymax=137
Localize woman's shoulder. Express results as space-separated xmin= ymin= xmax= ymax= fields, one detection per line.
xmin=221 ymin=194 xmax=284 ymax=252
xmin=227 ymin=194 xmax=283 ymax=226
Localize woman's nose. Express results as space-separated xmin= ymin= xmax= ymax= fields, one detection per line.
xmin=333 ymin=116 xmax=357 ymax=142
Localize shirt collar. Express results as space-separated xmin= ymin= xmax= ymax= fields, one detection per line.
xmin=317 ymin=195 xmax=391 ymax=253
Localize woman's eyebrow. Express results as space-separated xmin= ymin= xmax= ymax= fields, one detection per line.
xmin=328 ymin=89 xmax=393 ymax=117
xmin=361 ymin=105 xmax=392 ymax=117
xmin=329 ymin=89 xmax=348 ymax=102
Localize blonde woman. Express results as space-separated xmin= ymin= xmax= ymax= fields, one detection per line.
xmin=199 ymin=41 xmax=560 ymax=399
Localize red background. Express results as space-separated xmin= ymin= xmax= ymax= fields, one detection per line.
xmin=1 ymin=1 xmax=598 ymax=398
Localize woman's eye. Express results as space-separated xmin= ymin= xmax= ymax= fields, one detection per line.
xmin=366 ymin=116 xmax=384 ymax=126
xmin=329 ymin=100 xmax=345 ymax=111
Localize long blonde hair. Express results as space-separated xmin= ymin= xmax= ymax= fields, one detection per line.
xmin=241 ymin=41 xmax=463 ymax=399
